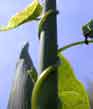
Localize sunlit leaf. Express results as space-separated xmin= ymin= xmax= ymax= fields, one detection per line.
xmin=58 ymin=54 xmax=90 ymax=109
xmin=0 ymin=0 xmax=42 ymax=31
xmin=31 ymin=54 xmax=90 ymax=109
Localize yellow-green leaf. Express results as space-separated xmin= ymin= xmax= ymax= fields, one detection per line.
xmin=0 ymin=0 xmax=42 ymax=31
xmin=58 ymin=54 xmax=90 ymax=109
xmin=31 ymin=54 xmax=90 ymax=109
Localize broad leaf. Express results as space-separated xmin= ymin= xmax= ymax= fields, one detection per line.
xmin=0 ymin=0 xmax=42 ymax=31
xmin=31 ymin=54 xmax=90 ymax=109
xmin=58 ymin=54 xmax=90 ymax=109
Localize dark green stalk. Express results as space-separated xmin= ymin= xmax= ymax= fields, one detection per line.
xmin=39 ymin=0 xmax=58 ymax=109
xmin=39 ymin=0 xmax=58 ymax=72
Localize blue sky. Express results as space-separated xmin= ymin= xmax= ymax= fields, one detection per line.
xmin=0 ymin=0 xmax=93 ymax=108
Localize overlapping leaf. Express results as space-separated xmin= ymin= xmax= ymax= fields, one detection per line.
xmin=0 ymin=0 xmax=42 ymax=31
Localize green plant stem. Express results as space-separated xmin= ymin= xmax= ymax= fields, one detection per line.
xmin=39 ymin=0 xmax=58 ymax=72
xmin=39 ymin=0 xmax=58 ymax=108
xmin=58 ymin=40 xmax=93 ymax=53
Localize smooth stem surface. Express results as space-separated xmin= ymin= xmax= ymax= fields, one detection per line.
xmin=39 ymin=0 xmax=58 ymax=72
xmin=39 ymin=0 xmax=58 ymax=108
xmin=58 ymin=40 xmax=93 ymax=53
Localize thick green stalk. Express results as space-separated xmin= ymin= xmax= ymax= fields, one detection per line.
xmin=39 ymin=0 xmax=58 ymax=72
xmin=39 ymin=0 xmax=58 ymax=109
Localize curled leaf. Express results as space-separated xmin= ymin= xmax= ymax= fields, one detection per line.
xmin=0 ymin=0 xmax=42 ymax=31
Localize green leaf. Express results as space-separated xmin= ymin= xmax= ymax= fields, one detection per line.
xmin=82 ymin=20 xmax=93 ymax=42
xmin=88 ymin=19 xmax=93 ymax=30
xmin=0 ymin=0 xmax=42 ymax=31
xmin=58 ymin=54 xmax=90 ymax=109
xmin=31 ymin=54 xmax=90 ymax=109
xmin=87 ymin=20 xmax=93 ymax=38
xmin=82 ymin=24 xmax=90 ymax=36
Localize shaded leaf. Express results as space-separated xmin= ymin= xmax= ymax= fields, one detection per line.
xmin=8 ymin=42 xmax=37 ymax=109
xmin=87 ymin=20 xmax=93 ymax=38
xmin=82 ymin=20 xmax=93 ymax=37
xmin=0 ymin=0 xmax=42 ymax=31
xmin=19 ymin=42 xmax=38 ymax=82
xmin=31 ymin=54 xmax=90 ymax=109
xmin=82 ymin=20 xmax=93 ymax=44
xmin=82 ymin=24 xmax=90 ymax=37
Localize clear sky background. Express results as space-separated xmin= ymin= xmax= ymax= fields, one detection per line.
xmin=0 ymin=0 xmax=93 ymax=108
